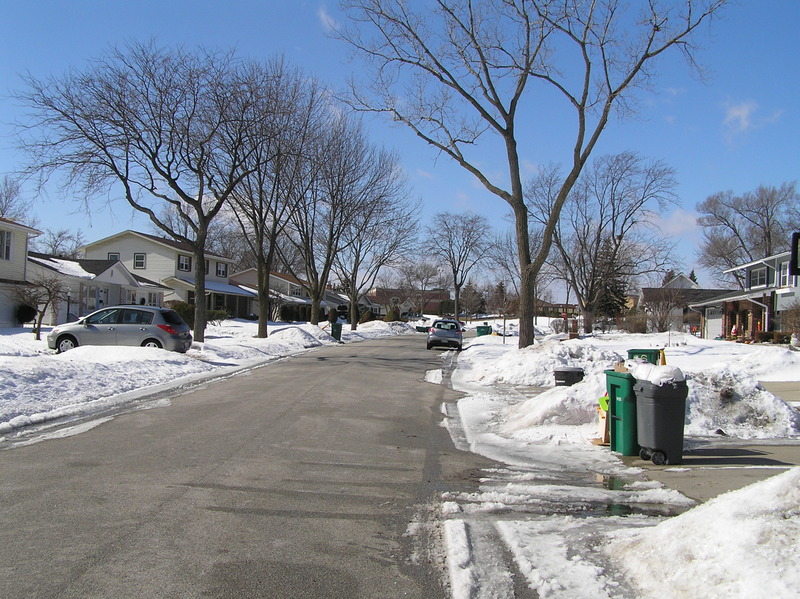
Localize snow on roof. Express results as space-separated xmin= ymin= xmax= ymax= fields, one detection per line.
xmin=28 ymin=253 xmax=97 ymax=279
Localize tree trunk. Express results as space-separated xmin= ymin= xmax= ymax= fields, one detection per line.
xmin=257 ymin=262 xmax=270 ymax=338
xmin=349 ymin=294 xmax=359 ymax=330
xmin=193 ymin=245 xmax=207 ymax=343
xmin=309 ymin=298 xmax=320 ymax=326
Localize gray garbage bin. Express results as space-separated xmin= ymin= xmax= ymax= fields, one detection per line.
xmin=554 ymin=366 xmax=584 ymax=386
xmin=634 ymin=379 xmax=688 ymax=465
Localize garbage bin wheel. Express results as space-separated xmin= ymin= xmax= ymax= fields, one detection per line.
xmin=651 ymin=451 xmax=667 ymax=466
xmin=639 ymin=448 xmax=653 ymax=461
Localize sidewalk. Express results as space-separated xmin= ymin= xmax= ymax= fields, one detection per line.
xmin=622 ymin=380 xmax=800 ymax=503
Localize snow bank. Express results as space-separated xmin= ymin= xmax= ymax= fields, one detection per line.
xmin=455 ymin=333 xmax=800 ymax=439
xmin=606 ymin=467 xmax=800 ymax=598
xmin=0 ymin=320 xmax=414 ymax=434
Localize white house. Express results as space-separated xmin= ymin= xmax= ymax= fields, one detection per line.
xmin=27 ymin=251 xmax=171 ymax=325
xmin=0 ymin=217 xmax=41 ymax=327
xmin=81 ymin=231 xmax=256 ymax=317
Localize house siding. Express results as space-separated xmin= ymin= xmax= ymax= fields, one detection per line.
xmin=83 ymin=232 xmax=233 ymax=303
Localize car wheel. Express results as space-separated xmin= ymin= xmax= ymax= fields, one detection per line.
xmin=456 ymin=344 xmax=462 ymax=351
xmin=141 ymin=339 xmax=163 ymax=349
xmin=56 ymin=335 xmax=78 ymax=353
xmin=426 ymin=343 xmax=433 ymax=350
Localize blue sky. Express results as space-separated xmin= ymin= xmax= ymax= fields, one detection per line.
xmin=1 ymin=1 xmax=798 ymax=288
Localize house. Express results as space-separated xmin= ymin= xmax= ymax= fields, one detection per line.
xmin=81 ymin=230 xmax=256 ymax=318
xmin=27 ymin=251 xmax=171 ymax=325
xmin=229 ymin=269 xmax=354 ymax=322
xmin=0 ymin=217 xmax=41 ymax=327
xmin=366 ymin=287 xmax=452 ymax=317
xmin=639 ymin=274 xmax=733 ymax=335
xmin=689 ymin=251 xmax=798 ymax=340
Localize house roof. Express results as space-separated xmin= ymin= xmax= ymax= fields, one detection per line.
xmin=688 ymin=288 xmax=774 ymax=309
xmin=0 ymin=216 xmax=41 ymax=236
xmin=641 ymin=287 xmax=734 ymax=305
xmin=28 ymin=251 xmax=171 ymax=289
xmin=83 ymin=230 xmax=228 ymax=260
xmin=722 ymin=251 xmax=792 ymax=273
xmin=367 ymin=287 xmax=450 ymax=305
xmin=164 ymin=276 xmax=257 ymax=298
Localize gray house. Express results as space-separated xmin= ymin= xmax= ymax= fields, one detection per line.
xmin=689 ymin=251 xmax=798 ymax=340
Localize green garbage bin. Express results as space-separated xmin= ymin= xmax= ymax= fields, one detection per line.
xmin=330 ymin=322 xmax=342 ymax=341
xmin=476 ymin=325 xmax=492 ymax=336
xmin=605 ymin=370 xmax=639 ymax=456
xmin=627 ymin=348 xmax=662 ymax=365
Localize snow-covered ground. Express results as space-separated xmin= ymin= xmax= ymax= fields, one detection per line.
xmin=2 ymin=318 xmax=799 ymax=598
xmin=431 ymin=323 xmax=800 ymax=599
xmin=0 ymin=319 xmax=413 ymax=433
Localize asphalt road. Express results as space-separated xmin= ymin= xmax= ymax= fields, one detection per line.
xmin=0 ymin=334 xmax=493 ymax=598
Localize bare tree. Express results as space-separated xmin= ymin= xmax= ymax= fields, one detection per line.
xmin=641 ymin=286 xmax=685 ymax=332
xmin=227 ymin=59 xmax=327 ymax=337
xmin=11 ymin=273 xmax=67 ymax=340
xmin=30 ymin=228 xmax=86 ymax=258
xmin=394 ymin=260 xmax=449 ymax=315
xmin=333 ymin=157 xmax=418 ymax=330
xmin=0 ymin=175 xmax=35 ymax=225
xmin=16 ymin=41 xmax=256 ymax=341
xmin=425 ymin=212 xmax=487 ymax=319
xmin=336 ymin=0 xmax=727 ymax=348
xmin=697 ymin=182 xmax=800 ymax=288
xmin=528 ymin=152 xmax=678 ymax=332
xmin=280 ymin=116 xmax=379 ymax=325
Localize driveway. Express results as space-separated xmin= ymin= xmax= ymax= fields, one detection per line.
xmin=0 ymin=335 xmax=493 ymax=599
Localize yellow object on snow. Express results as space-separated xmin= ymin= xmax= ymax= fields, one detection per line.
xmin=660 ymin=349 xmax=667 ymax=365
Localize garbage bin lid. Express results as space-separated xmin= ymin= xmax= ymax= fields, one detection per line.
xmin=554 ymin=366 xmax=584 ymax=372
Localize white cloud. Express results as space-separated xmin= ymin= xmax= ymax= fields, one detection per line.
xmin=652 ymin=208 xmax=699 ymax=240
xmin=723 ymin=100 xmax=758 ymax=133
xmin=416 ymin=169 xmax=434 ymax=180
xmin=317 ymin=5 xmax=338 ymax=32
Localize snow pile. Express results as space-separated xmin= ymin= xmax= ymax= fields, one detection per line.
xmin=606 ymin=467 xmax=800 ymax=598
xmin=454 ymin=333 xmax=800 ymax=439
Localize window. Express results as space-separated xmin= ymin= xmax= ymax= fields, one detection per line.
xmin=0 ymin=230 xmax=11 ymax=260
xmin=107 ymin=252 xmax=120 ymax=261
xmin=216 ymin=262 xmax=228 ymax=277
xmin=121 ymin=309 xmax=153 ymax=325
xmin=86 ymin=308 xmax=121 ymax=325
xmin=779 ymin=262 xmax=796 ymax=288
xmin=749 ymin=267 xmax=767 ymax=288
xmin=205 ymin=259 xmax=210 ymax=275
xmin=133 ymin=253 xmax=146 ymax=269
xmin=178 ymin=255 xmax=192 ymax=272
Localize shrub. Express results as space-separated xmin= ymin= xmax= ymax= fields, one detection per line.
xmin=773 ymin=331 xmax=791 ymax=344
xmin=384 ymin=307 xmax=401 ymax=322
xmin=207 ymin=310 xmax=228 ymax=326
xmin=359 ymin=309 xmax=375 ymax=324
xmin=16 ymin=304 xmax=37 ymax=324
xmin=169 ymin=301 xmax=195 ymax=327
xmin=756 ymin=331 xmax=772 ymax=343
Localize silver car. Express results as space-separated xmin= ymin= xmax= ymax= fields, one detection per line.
xmin=426 ymin=318 xmax=464 ymax=351
xmin=47 ymin=306 xmax=193 ymax=353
